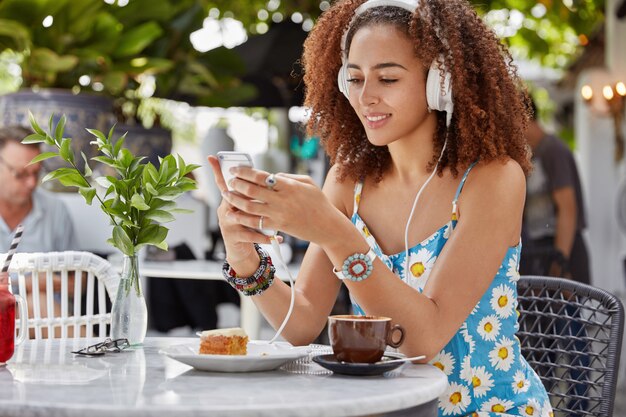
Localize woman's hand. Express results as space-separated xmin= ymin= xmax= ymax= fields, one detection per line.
xmin=208 ymin=156 xmax=275 ymax=275
xmin=217 ymin=165 xmax=342 ymax=246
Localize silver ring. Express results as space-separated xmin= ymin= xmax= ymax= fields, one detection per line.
xmin=259 ymin=216 xmax=264 ymax=230
xmin=265 ymin=173 xmax=277 ymax=190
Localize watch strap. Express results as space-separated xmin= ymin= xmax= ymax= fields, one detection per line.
xmin=333 ymin=248 xmax=377 ymax=282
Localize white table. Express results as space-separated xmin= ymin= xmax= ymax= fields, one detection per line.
xmin=130 ymin=260 xmax=299 ymax=339
xmin=0 ymin=338 xmax=448 ymax=417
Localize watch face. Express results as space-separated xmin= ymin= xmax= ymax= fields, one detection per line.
xmin=348 ymin=258 xmax=369 ymax=278
xmin=342 ymin=252 xmax=374 ymax=281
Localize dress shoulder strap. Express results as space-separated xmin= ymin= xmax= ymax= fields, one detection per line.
xmin=451 ymin=162 xmax=478 ymax=221
xmin=353 ymin=181 xmax=364 ymax=216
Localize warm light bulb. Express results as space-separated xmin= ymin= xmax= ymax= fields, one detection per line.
xmin=581 ymin=85 xmax=593 ymax=101
xmin=616 ymin=82 xmax=626 ymax=97
xmin=603 ymin=85 xmax=615 ymax=100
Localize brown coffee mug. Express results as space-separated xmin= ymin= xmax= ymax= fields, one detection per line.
xmin=328 ymin=315 xmax=405 ymax=363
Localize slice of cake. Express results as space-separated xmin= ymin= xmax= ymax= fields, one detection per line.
xmin=199 ymin=327 xmax=249 ymax=355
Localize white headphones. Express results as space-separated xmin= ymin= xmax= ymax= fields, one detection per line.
xmin=337 ymin=0 xmax=454 ymax=126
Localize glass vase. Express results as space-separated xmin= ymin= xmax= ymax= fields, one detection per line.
xmin=111 ymin=254 xmax=147 ymax=345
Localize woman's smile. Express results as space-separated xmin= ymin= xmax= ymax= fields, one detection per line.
xmin=364 ymin=113 xmax=392 ymax=129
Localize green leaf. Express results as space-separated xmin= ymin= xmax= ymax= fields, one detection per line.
xmin=95 ymin=176 xmax=112 ymax=189
xmin=104 ymin=185 xmax=115 ymax=198
xmin=107 ymin=124 xmax=117 ymax=143
xmin=171 ymin=208 xmax=194 ymax=214
xmin=122 ymin=219 xmax=136 ymax=229
xmin=184 ymin=163 xmax=201 ymax=176
xmin=59 ymin=138 xmax=74 ymax=164
xmin=111 ymin=178 xmax=128 ymax=196
xmin=80 ymin=152 xmax=92 ymax=177
xmin=145 ymin=182 xmax=158 ymax=195
xmin=155 ymin=187 xmax=183 ymax=201
xmin=22 ymin=133 xmax=46 ymax=145
xmin=29 ymin=112 xmax=46 ymax=136
xmin=128 ymin=156 xmax=146 ymax=174
xmin=164 ymin=168 xmax=179 ymax=184
xmin=113 ymin=225 xmax=134 ymax=256
xmin=154 ymin=240 xmax=169 ymax=251
xmin=54 ymin=115 xmax=66 ymax=142
xmin=176 ymin=177 xmax=197 ymax=191
xmin=41 ymin=168 xmax=77 ymax=183
xmin=145 ymin=163 xmax=159 ymax=184
xmin=136 ymin=224 xmax=168 ymax=246
xmin=29 ymin=152 xmax=58 ymax=164
xmin=177 ymin=182 xmax=197 ymax=192
xmin=120 ymin=149 xmax=134 ymax=168
xmin=158 ymin=158 xmax=170 ymax=181
xmin=0 ymin=19 xmax=30 ymax=51
xmin=48 ymin=115 xmax=54 ymax=138
xmin=29 ymin=48 xmax=78 ymax=73
xmin=58 ymin=172 xmax=90 ymax=188
xmin=130 ymin=193 xmax=150 ymax=210
xmin=43 ymin=135 xmax=56 ymax=146
xmin=92 ymin=156 xmax=119 ymax=169
xmin=86 ymin=128 xmax=107 ymax=145
xmin=113 ymin=134 xmax=126 ymax=157
xmin=78 ymin=187 xmax=97 ymax=205
xmin=145 ymin=210 xmax=175 ymax=223
xmin=176 ymin=155 xmax=186 ymax=174
xmin=149 ymin=199 xmax=175 ymax=211
xmin=113 ymin=21 xmax=164 ymax=58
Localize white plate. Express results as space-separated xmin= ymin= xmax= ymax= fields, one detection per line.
xmin=160 ymin=341 xmax=311 ymax=372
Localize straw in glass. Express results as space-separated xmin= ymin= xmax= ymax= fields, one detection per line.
xmin=2 ymin=223 xmax=24 ymax=273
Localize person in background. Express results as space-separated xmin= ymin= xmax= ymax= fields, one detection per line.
xmin=521 ymin=99 xmax=591 ymax=284
xmin=0 ymin=125 xmax=79 ymax=334
xmin=209 ymin=0 xmax=552 ymax=414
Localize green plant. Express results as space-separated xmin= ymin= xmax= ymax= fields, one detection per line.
xmin=0 ymin=0 xmax=255 ymax=118
xmin=23 ymin=112 xmax=200 ymax=259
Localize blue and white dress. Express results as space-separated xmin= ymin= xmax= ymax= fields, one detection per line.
xmin=350 ymin=165 xmax=553 ymax=417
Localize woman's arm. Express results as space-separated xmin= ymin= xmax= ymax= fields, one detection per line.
xmin=213 ymin=160 xmax=352 ymax=345
xmin=223 ymin=159 xmax=525 ymax=358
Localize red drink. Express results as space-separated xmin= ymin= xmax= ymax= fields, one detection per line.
xmin=0 ymin=287 xmax=16 ymax=363
xmin=0 ymin=273 xmax=27 ymax=364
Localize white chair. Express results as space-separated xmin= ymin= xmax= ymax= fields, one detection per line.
xmin=1 ymin=251 xmax=120 ymax=340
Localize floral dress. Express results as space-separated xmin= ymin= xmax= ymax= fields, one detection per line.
xmin=349 ymin=165 xmax=553 ymax=417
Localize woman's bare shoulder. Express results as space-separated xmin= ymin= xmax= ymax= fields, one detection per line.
xmin=467 ymin=158 xmax=525 ymax=193
xmin=461 ymin=158 xmax=526 ymax=217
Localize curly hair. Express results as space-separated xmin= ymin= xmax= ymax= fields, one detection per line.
xmin=301 ymin=0 xmax=531 ymax=182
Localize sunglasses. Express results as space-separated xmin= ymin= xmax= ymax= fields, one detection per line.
xmin=72 ymin=338 xmax=130 ymax=357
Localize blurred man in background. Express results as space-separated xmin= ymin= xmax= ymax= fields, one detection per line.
xmin=521 ymin=100 xmax=590 ymax=284
xmin=0 ymin=125 xmax=78 ymax=335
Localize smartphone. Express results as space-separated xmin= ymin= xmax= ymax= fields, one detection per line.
xmin=217 ymin=151 xmax=254 ymax=192
xmin=216 ymin=151 xmax=276 ymax=236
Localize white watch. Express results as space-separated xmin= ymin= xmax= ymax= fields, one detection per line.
xmin=333 ymin=248 xmax=377 ymax=282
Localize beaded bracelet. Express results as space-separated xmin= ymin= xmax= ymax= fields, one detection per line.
xmin=222 ymin=244 xmax=276 ymax=296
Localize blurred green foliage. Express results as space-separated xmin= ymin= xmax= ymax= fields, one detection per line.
xmin=207 ymin=0 xmax=605 ymax=70
xmin=0 ymin=0 xmax=606 ymax=107
xmin=0 ymin=0 xmax=256 ymax=108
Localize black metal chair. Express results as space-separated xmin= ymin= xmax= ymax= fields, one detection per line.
xmin=517 ymin=276 xmax=624 ymax=417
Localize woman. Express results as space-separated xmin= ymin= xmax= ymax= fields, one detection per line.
xmin=209 ymin=0 xmax=552 ymax=414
